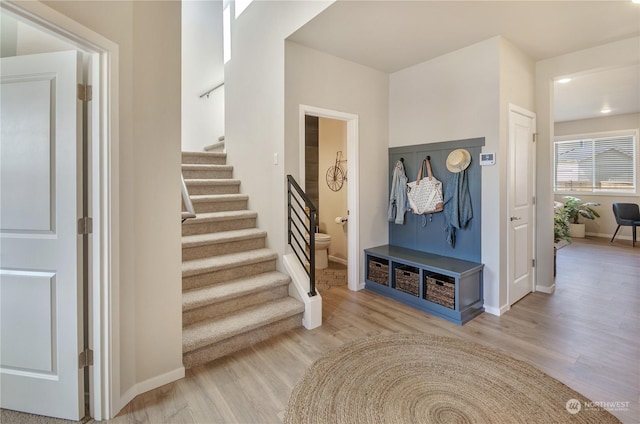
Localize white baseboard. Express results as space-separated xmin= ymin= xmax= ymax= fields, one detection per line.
xmin=117 ymin=367 xmax=185 ymax=415
xmin=328 ymin=255 xmax=348 ymax=266
xmin=483 ymin=304 xmax=509 ymax=316
xmin=586 ymin=231 xmax=632 ymax=241
xmin=535 ymin=284 xmax=555 ymax=294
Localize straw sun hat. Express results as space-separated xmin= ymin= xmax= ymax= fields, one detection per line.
xmin=446 ymin=149 xmax=471 ymax=173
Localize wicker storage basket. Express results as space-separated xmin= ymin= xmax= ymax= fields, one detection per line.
xmin=367 ymin=257 xmax=389 ymax=286
xmin=425 ymin=274 xmax=455 ymax=309
xmin=394 ymin=265 xmax=419 ymax=296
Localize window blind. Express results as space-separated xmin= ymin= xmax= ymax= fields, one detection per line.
xmin=554 ymin=133 xmax=636 ymax=194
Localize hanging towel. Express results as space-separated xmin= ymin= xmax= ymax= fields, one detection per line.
xmin=388 ymin=160 xmax=408 ymax=224
xmin=443 ymin=169 xmax=473 ymax=247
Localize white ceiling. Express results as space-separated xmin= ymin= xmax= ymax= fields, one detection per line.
xmin=289 ymin=0 xmax=640 ymax=122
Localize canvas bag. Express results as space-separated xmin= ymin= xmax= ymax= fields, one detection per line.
xmin=407 ymin=157 xmax=444 ymax=215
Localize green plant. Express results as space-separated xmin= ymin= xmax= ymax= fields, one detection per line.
xmin=561 ymin=196 xmax=600 ymax=224
xmin=554 ymin=202 xmax=571 ymax=243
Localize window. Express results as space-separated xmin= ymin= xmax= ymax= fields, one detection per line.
xmin=554 ymin=130 xmax=638 ymax=194
xmin=223 ymin=4 xmax=231 ymax=64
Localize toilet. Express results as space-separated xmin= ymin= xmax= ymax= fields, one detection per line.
xmin=306 ymin=233 xmax=332 ymax=269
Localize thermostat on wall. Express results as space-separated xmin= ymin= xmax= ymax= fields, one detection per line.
xmin=479 ymin=152 xmax=495 ymax=166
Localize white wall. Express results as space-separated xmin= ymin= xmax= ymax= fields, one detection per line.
xmin=390 ymin=37 xmax=504 ymax=312
xmin=225 ymin=1 xmax=334 ymax=269
xmin=44 ymin=0 xmax=183 ymax=415
xmin=182 ymin=0 xmax=224 ymax=151
xmin=554 ymin=112 xmax=640 ymax=238
xmin=536 ymin=36 xmax=640 ymax=289
xmin=284 ymin=40 xmax=390 ymax=285
xmin=389 ymin=36 xmax=535 ymax=313
xmin=318 ymin=118 xmax=347 ymax=261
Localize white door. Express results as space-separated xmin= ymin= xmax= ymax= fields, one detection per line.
xmin=507 ymin=105 xmax=536 ymax=306
xmin=0 ymin=50 xmax=84 ymax=420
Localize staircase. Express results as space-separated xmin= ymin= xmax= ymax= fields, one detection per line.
xmin=181 ymin=151 xmax=304 ymax=368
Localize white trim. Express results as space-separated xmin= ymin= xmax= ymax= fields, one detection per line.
xmin=328 ymin=255 xmax=348 ymax=266
xmin=535 ymin=284 xmax=555 ymax=294
xmin=1 ymin=1 xmax=119 ymax=420
xmin=483 ymin=304 xmax=509 ymax=316
xmin=587 ymin=231 xmax=634 ymax=241
xmin=118 ymin=367 xmax=185 ymax=414
xmin=506 ymin=104 xmax=537 ymax=306
xmin=299 ymin=105 xmax=361 ymax=292
xmin=283 ymin=253 xmax=323 ymax=329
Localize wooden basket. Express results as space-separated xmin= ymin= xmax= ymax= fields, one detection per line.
xmin=395 ymin=265 xmax=419 ymax=296
xmin=425 ymin=274 xmax=455 ymax=309
xmin=367 ymin=257 xmax=389 ymax=286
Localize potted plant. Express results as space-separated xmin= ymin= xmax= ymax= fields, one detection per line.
xmin=554 ymin=202 xmax=571 ymax=244
xmin=561 ymin=196 xmax=600 ymax=238
xmin=553 ymin=202 xmax=572 ymax=276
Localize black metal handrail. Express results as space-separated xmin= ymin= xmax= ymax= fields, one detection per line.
xmin=287 ymin=175 xmax=317 ymax=297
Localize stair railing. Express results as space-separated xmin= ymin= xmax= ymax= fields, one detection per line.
xmin=286 ymin=175 xmax=317 ymax=297
xmin=181 ymin=173 xmax=196 ymax=222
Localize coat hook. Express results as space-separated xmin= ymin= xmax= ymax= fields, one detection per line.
xmin=426 ymin=155 xmax=431 ymax=161
xmin=400 ymin=157 xmax=404 ymax=162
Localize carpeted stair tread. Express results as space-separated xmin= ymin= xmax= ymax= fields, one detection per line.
xmin=185 ymin=178 xmax=240 ymax=186
xmin=190 ymin=193 xmax=249 ymax=203
xmin=182 ymin=151 xmax=226 ymax=158
xmin=182 ymin=228 xmax=266 ymax=248
xmin=182 ymin=271 xmax=290 ymax=311
xmin=182 ymin=248 xmax=277 ymax=277
xmin=184 ymin=210 xmax=257 ymax=223
xmin=182 ymin=164 xmax=233 ymax=171
xmin=183 ymin=297 xmax=304 ymax=353
xmin=182 ymin=151 xmax=226 ymax=164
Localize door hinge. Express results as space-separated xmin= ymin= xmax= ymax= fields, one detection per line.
xmin=532 ymin=133 xmax=538 ymax=143
xmin=532 ymin=259 xmax=536 ymax=268
xmin=79 ymin=349 xmax=94 ymax=368
xmin=532 ymin=196 xmax=536 ymax=205
xmin=77 ymin=84 xmax=93 ymax=102
xmin=78 ymin=217 xmax=93 ymax=235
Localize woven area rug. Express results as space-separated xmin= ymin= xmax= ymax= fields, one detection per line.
xmin=285 ymin=333 xmax=620 ymax=424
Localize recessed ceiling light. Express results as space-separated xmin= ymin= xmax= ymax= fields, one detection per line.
xmin=600 ymin=108 xmax=612 ymax=114
xmin=557 ymin=78 xmax=572 ymax=84
xmin=633 ymin=0 xmax=640 ymax=5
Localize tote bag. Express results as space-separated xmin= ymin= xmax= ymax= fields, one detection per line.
xmin=407 ymin=157 xmax=444 ymax=215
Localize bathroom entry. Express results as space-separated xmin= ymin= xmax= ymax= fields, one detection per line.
xmin=304 ymin=115 xmax=349 ymax=290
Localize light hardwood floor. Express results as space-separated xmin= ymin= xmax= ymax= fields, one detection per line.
xmin=102 ymin=237 xmax=639 ymax=423
xmin=3 ymin=238 xmax=631 ymax=424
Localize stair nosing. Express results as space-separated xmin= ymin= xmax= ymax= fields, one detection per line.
xmin=182 ymin=248 xmax=277 ymax=277
xmin=182 ymin=164 xmax=233 ymax=170
xmin=182 ymin=298 xmax=304 ymax=352
xmin=182 ymin=210 xmax=257 ymax=224
xmin=182 ymin=228 xmax=267 ymax=247
xmin=184 ymin=179 xmax=240 ymax=186
xmin=182 ymin=151 xmax=226 ymax=157
xmin=182 ymin=271 xmax=290 ymax=311
xmin=190 ymin=194 xmax=249 ymax=203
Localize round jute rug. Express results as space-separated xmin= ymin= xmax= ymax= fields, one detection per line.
xmin=285 ymin=333 xmax=620 ymax=424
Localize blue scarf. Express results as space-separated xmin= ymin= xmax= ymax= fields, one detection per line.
xmin=443 ymin=169 xmax=473 ymax=247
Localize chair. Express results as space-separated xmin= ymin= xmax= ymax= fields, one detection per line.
xmin=611 ymin=203 xmax=640 ymax=247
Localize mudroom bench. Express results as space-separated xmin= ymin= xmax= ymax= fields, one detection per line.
xmin=364 ymin=245 xmax=484 ymax=325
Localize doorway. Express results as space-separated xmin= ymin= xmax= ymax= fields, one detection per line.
xmin=299 ymin=105 xmax=360 ymax=292
xmin=507 ymin=104 xmax=536 ymax=306
xmin=0 ymin=2 xmax=117 ymax=420
xmin=304 ymin=115 xmax=349 ymax=290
